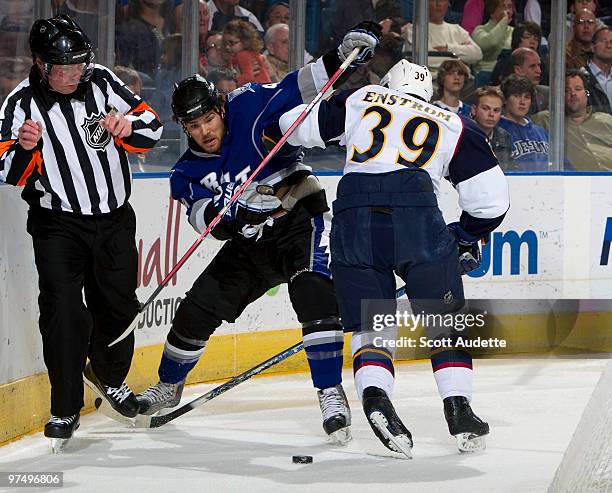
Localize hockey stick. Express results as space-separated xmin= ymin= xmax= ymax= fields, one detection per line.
xmin=133 ymin=285 xmax=407 ymax=429
xmin=109 ymin=48 xmax=361 ymax=348
xmin=135 ymin=340 xmax=305 ymax=428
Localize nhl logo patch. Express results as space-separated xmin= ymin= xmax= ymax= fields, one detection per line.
xmin=82 ymin=112 xmax=111 ymax=150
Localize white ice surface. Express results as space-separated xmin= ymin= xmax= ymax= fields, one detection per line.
xmin=0 ymin=358 xmax=608 ymax=493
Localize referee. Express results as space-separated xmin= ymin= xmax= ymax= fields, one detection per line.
xmin=0 ymin=15 xmax=162 ymax=451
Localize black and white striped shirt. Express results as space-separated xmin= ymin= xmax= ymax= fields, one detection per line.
xmin=0 ymin=64 xmax=162 ymax=215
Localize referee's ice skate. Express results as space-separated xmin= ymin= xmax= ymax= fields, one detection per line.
xmin=362 ymin=386 xmax=413 ymax=458
xmin=317 ymin=384 xmax=352 ymax=444
xmin=444 ymin=396 xmax=489 ymax=453
xmin=83 ymin=363 xmax=139 ymax=418
xmin=136 ymin=380 xmax=185 ymax=415
xmin=44 ymin=413 xmax=79 ymax=454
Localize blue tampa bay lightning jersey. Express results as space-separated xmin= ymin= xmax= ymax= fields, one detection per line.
xmin=170 ymin=57 xmax=331 ymax=235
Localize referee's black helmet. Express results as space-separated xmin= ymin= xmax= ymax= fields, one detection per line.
xmin=172 ymin=74 xmax=224 ymax=124
xmin=30 ymin=14 xmax=94 ymax=81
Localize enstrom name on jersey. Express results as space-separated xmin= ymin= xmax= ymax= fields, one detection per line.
xmin=361 ymin=91 xmax=453 ymax=123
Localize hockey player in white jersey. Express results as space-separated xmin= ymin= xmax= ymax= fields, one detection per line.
xmin=275 ymin=60 xmax=510 ymax=457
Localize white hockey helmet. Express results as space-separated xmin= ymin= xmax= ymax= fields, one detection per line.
xmin=380 ymin=59 xmax=433 ymax=102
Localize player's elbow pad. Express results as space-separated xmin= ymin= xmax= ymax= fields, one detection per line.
xmin=279 ymin=105 xmax=326 ymax=148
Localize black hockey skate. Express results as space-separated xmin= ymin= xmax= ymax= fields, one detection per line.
xmin=45 ymin=413 xmax=80 ymax=454
xmin=362 ymin=386 xmax=413 ymax=458
xmin=136 ymin=380 xmax=185 ymax=415
xmin=317 ymin=384 xmax=352 ymax=444
xmin=83 ymin=362 xmax=139 ymax=418
xmin=444 ymin=396 xmax=489 ymax=453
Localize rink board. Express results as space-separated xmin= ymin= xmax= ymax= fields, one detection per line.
xmin=1 ymin=174 xmax=612 ymax=444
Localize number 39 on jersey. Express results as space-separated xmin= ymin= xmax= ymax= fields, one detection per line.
xmin=344 ymin=87 xmax=464 ymax=184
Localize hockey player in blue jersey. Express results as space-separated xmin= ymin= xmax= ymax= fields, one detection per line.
xmin=135 ymin=22 xmax=382 ymax=444
xmin=277 ymin=60 xmax=510 ymax=457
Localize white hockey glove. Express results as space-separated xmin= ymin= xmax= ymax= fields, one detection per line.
xmin=236 ymin=182 xmax=282 ymax=224
xmin=447 ymin=222 xmax=482 ymax=275
xmin=213 ymin=182 xmax=282 ymax=225
xmin=338 ymin=21 xmax=382 ymax=66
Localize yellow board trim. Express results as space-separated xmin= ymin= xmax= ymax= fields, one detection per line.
xmin=0 ymin=327 xmax=308 ymax=445
xmin=2 ymin=311 xmax=611 ymax=446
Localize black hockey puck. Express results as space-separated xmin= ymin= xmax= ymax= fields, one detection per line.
xmin=292 ymin=455 xmax=313 ymax=464
xmin=94 ymin=397 xmax=102 ymax=409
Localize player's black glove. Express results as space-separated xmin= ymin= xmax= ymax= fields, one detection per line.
xmin=338 ymin=21 xmax=382 ymax=66
xmin=212 ymin=181 xmax=281 ymax=225
xmin=447 ymin=222 xmax=482 ymax=275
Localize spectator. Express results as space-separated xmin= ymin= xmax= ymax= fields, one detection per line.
xmin=471 ymin=86 xmax=517 ymax=170
xmin=207 ymin=67 xmax=238 ymax=93
xmin=265 ymin=2 xmax=289 ymax=29
xmin=116 ymin=0 xmax=182 ymax=27
xmin=264 ymin=23 xmax=289 ymax=82
xmin=433 ymin=59 xmax=473 ymax=116
xmin=115 ymin=0 xmax=175 ymax=77
xmin=566 ymin=8 xmax=597 ymax=69
xmin=585 ymin=26 xmax=612 ymax=114
xmin=402 ymin=0 xmax=483 ymax=74
xmin=533 ymin=70 xmax=612 ymax=170
xmin=263 ymin=8 xmax=313 ymax=70
xmin=223 ymin=19 xmax=271 ymax=85
xmin=461 ymin=0 xmax=485 ymax=35
xmin=508 ymin=47 xmax=542 ymax=84
xmin=145 ymin=34 xmax=184 ymax=129
xmin=202 ymin=31 xmax=231 ymax=74
xmin=524 ymin=0 xmax=551 ymax=38
xmin=504 ymin=47 xmax=549 ymax=113
xmin=113 ymin=65 xmax=143 ymax=94
xmin=157 ymin=33 xmax=183 ymax=90
xmin=472 ymin=0 xmax=514 ymax=86
xmin=198 ymin=0 xmax=211 ymax=68
xmin=490 ymin=21 xmax=542 ymax=85
xmin=208 ymin=0 xmax=263 ymax=33
xmin=0 ymin=55 xmax=30 ymax=101
xmin=498 ymin=74 xmax=550 ymax=171
xmin=566 ymin=0 xmax=606 ymax=40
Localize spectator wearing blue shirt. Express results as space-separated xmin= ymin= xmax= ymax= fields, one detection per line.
xmin=498 ymin=74 xmax=550 ymax=171
xmin=432 ymin=59 xmax=473 ymax=117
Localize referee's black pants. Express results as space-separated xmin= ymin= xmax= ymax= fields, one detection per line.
xmin=27 ymin=204 xmax=139 ymax=417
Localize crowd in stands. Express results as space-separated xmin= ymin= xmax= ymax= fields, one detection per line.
xmin=1 ymin=0 xmax=611 ymax=171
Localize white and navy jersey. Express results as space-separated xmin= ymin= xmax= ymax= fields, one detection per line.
xmin=0 ymin=65 xmax=163 ymax=215
xmin=279 ymin=85 xmax=510 ymax=237
xmin=170 ymin=55 xmax=332 ymax=238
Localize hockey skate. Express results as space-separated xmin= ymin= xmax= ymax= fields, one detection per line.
xmin=362 ymin=386 xmax=413 ymax=458
xmin=317 ymin=384 xmax=352 ymax=444
xmin=45 ymin=414 xmax=80 ymax=454
xmin=83 ymin=362 xmax=139 ymax=419
xmin=444 ymin=396 xmax=489 ymax=453
xmin=136 ymin=380 xmax=185 ymax=415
